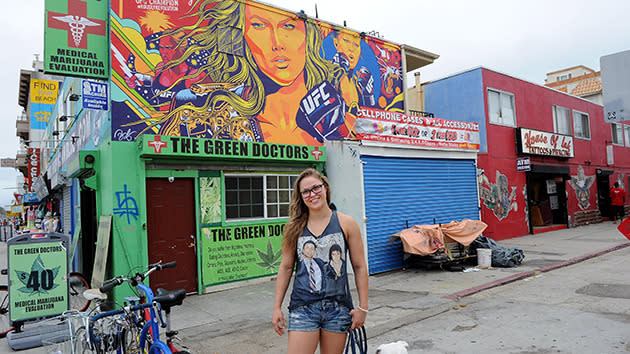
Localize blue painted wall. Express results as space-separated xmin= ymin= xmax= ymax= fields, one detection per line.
xmin=424 ymin=68 xmax=487 ymax=152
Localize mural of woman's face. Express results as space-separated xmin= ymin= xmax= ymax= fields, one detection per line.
xmin=245 ymin=4 xmax=307 ymax=86
xmin=333 ymin=32 xmax=361 ymax=69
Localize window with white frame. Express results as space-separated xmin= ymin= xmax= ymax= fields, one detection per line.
xmin=225 ymin=174 xmax=298 ymax=220
xmin=553 ymin=105 xmax=571 ymax=135
xmin=624 ymin=125 xmax=630 ymax=147
xmin=487 ymin=89 xmax=516 ymax=126
xmin=572 ymin=110 xmax=590 ymax=139
xmin=611 ymin=123 xmax=623 ymax=145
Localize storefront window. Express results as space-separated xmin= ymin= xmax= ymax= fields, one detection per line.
xmin=487 ymin=88 xmax=516 ymax=127
xmin=552 ymin=105 xmax=571 ymax=135
xmin=611 ymin=123 xmax=623 ymax=145
xmin=624 ymin=125 xmax=630 ymax=147
xmin=572 ymin=110 xmax=590 ymax=139
xmin=225 ymin=174 xmax=298 ymax=221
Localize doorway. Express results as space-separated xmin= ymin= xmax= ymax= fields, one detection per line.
xmin=596 ymin=174 xmax=611 ymax=218
xmin=79 ymin=188 xmax=97 ymax=281
xmin=146 ymin=178 xmax=198 ymax=293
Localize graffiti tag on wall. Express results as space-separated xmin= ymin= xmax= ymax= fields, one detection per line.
xmin=478 ymin=169 xmax=518 ymax=220
xmin=568 ymin=166 xmax=595 ymax=210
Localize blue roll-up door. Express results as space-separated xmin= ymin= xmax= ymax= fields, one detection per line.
xmin=362 ymin=155 xmax=479 ymax=274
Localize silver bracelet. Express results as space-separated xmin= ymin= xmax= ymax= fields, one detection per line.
xmin=357 ymin=306 xmax=369 ymax=313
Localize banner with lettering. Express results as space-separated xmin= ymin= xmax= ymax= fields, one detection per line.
xmin=8 ymin=233 xmax=69 ymax=322
xmin=45 ymin=0 xmax=109 ymax=78
xmin=30 ymin=79 xmax=59 ymax=130
xmin=201 ymin=223 xmax=285 ymax=286
xmin=26 ymin=149 xmax=41 ymax=194
xmin=354 ymin=107 xmax=480 ymax=150
xmin=516 ymin=127 xmax=574 ymax=158
xmin=140 ymin=135 xmax=326 ymax=162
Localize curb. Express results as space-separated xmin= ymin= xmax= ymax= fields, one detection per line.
xmin=442 ymin=242 xmax=630 ymax=300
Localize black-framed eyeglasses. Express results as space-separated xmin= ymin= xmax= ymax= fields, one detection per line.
xmin=301 ymin=184 xmax=324 ymax=198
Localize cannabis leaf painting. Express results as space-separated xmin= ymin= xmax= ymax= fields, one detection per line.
xmin=256 ymin=240 xmax=282 ymax=271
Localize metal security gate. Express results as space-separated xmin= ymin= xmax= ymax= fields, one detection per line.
xmin=362 ymin=155 xmax=480 ymax=274
xmin=63 ymin=185 xmax=72 ymax=234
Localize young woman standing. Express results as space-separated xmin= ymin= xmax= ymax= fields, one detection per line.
xmin=272 ymin=168 xmax=369 ymax=354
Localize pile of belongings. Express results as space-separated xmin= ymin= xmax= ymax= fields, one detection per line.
xmin=396 ymin=219 xmax=487 ymax=257
xmin=470 ymin=235 xmax=524 ymax=267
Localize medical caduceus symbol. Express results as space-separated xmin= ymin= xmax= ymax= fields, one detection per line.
xmin=52 ymin=15 xmax=101 ymax=48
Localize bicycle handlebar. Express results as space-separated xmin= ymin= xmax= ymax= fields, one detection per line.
xmin=99 ymin=260 xmax=177 ymax=292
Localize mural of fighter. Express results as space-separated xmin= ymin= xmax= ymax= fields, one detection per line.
xmin=109 ymin=0 xmax=404 ymax=145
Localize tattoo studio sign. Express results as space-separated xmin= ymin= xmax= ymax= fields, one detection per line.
xmin=201 ymin=222 xmax=285 ymax=286
xmin=8 ymin=233 xmax=69 ymax=323
xmin=516 ymin=127 xmax=574 ymax=158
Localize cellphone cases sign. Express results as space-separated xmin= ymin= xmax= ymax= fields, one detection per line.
xmin=8 ymin=233 xmax=69 ymax=323
xmin=140 ymin=135 xmax=326 ymax=162
xmin=516 ymin=128 xmax=574 ymax=158
xmin=201 ymin=222 xmax=285 ymax=286
xmin=354 ymin=107 xmax=480 ymax=150
xmin=45 ymin=0 xmax=109 ymax=79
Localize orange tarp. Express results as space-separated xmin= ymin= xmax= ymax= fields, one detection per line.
xmin=396 ymin=219 xmax=487 ymax=256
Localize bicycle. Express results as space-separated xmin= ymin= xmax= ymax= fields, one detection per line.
xmin=92 ymin=261 xmax=189 ymax=353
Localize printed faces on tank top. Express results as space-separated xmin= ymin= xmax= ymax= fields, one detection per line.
xmin=296 ymin=231 xmax=346 ymax=295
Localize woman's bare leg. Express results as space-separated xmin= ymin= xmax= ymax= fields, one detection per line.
xmin=319 ymin=330 xmax=348 ymax=354
xmin=288 ymin=330 xmax=320 ymax=354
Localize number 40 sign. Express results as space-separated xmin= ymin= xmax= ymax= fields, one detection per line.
xmin=7 ymin=233 xmax=69 ymax=323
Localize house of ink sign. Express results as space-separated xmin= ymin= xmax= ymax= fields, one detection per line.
xmin=516 ymin=128 xmax=574 ymax=158
xmin=140 ymin=135 xmax=327 ymax=162
xmin=82 ymin=79 xmax=108 ymax=110
xmin=354 ymin=107 xmax=480 ymax=150
xmin=8 ymin=233 xmax=69 ymax=323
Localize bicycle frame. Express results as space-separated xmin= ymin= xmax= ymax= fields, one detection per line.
xmin=136 ymin=282 xmax=171 ymax=353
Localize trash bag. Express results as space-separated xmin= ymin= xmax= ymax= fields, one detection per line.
xmin=471 ymin=235 xmax=525 ymax=267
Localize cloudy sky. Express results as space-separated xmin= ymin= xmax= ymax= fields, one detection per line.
xmin=0 ymin=0 xmax=629 ymax=209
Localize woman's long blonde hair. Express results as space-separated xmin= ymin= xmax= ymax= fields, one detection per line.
xmin=282 ymin=168 xmax=331 ymax=251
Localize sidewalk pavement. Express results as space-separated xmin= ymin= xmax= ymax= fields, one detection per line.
xmin=2 ymin=222 xmax=628 ymax=353
xmin=171 ymin=221 xmax=630 ymax=353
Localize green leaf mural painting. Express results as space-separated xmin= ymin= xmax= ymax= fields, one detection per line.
xmin=255 ymin=240 xmax=282 ymax=272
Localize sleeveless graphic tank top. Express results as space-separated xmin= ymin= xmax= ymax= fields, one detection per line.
xmin=288 ymin=210 xmax=354 ymax=310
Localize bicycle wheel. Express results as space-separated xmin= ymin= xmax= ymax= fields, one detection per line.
xmin=73 ymin=326 xmax=92 ymax=354
xmin=69 ymin=272 xmax=91 ymax=312
xmin=0 ymin=285 xmax=14 ymax=338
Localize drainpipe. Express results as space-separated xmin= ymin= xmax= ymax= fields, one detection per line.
xmin=401 ymin=46 xmax=408 ymax=114
xmin=415 ymin=72 xmax=423 ymax=112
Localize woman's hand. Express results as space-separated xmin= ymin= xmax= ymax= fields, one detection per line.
xmin=272 ymin=307 xmax=285 ymax=336
xmin=349 ymin=307 xmax=367 ymax=330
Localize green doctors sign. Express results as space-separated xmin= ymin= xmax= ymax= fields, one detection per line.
xmin=8 ymin=233 xmax=69 ymax=323
xmin=201 ymin=222 xmax=285 ymax=286
xmin=140 ymin=135 xmax=326 ymax=162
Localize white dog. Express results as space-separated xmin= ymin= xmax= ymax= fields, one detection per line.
xmin=375 ymin=340 xmax=409 ymax=354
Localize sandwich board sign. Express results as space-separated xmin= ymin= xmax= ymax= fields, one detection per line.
xmin=7 ymin=232 xmax=69 ymax=324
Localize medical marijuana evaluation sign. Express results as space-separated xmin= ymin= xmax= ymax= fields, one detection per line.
xmin=45 ymin=0 xmax=109 ymax=79
xmin=8 ymin=233 xmax=69 ymax=323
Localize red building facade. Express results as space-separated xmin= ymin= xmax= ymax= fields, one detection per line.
xmin=425 ymin=68 xmax=630 ymax=240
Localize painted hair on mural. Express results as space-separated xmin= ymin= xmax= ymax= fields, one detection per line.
xmin=141 ymin=0 xmax=344 ymax=138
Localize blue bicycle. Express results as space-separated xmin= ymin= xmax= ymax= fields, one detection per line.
xmin=91 ymin=261 xmax=189 ymax=353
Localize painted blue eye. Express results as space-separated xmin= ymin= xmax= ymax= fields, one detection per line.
xmin=283 ymin=23 xmax=295 ymax=30
xmin=251 ymin=22 xmax=265 ymax=29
